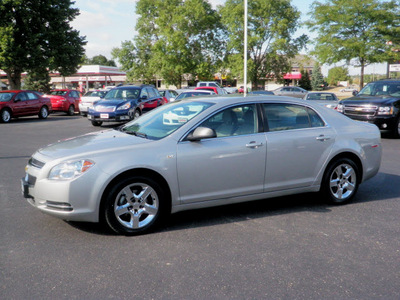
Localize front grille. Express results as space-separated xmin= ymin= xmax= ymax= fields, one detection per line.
xmin=343 ymin=105 xmax=378 ymax=117
xmin=95 ymin=106 xmax=115 ymax=112
xmin=28 ymin=157 xmax=45 ymax=169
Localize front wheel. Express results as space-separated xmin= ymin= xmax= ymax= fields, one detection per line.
xmin=132 ymin=109 xmax=141 ymax=120
xmin=321 ymin=158 xmax=359 ymax=205
xmin=103 ymin=176 xmax=167 ymax=235
xmin=1 ymin=109 xmax=11 ymax=123
xmin=38 ymin=106 xmax=49 ymax=119
xmin=91 ymin=121 xmax=102 ymax=127
xmin=392 ymin=115 xmax=400 ymax=138
xmin=67 ymin=105 xmax=75 ymax=116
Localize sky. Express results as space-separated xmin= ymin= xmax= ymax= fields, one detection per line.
xmin=71 ymin=0 xmax=387 ymax=76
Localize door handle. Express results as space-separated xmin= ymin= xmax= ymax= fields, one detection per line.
xmin=246 ymin=141 xmax=263 ymax=148
xmin=316 ymin=135 xmax=331 ymax=142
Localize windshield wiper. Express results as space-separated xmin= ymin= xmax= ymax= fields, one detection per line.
xmin=121 ymin=128 xmax=147 ymax=139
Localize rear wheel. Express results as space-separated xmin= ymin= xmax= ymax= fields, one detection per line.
xmin=103 ymin=176 xmax=167 ymax=235
xmin=1 ymin=109 xmax=11 ymax=123
xmin=67 ymin=105 xmax=75 ymax=116
xmin=392 ymin=115 xmax=400 ymax=138
xmin=38 ymin=106 xmax=49 ymax=119
xmin=91 ymin=121 xmax=102 ymax=127
xmin=321 ymin=158 xmax=359 ymax=205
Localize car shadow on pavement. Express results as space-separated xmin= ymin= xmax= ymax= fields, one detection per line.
xmin=65 ymin=171 xmax=400 ymax=236
xmin=5 ymin=114 xmax=83 ymax=124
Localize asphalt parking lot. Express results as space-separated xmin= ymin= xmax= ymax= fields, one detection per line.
xmin=1 ymin=113 xmax=399 ymax=299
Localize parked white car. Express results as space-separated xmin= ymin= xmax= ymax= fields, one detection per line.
xmin=22 ymin=96 xmax=381 ymax=235
xmin=79 ymin=89 xmax=108 ymax=116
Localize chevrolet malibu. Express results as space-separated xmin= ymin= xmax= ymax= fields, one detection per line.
xmin=22 ymin=96 xmax=382 ymax=235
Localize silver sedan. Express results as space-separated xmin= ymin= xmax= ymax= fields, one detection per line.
xmin=22 ymin=96 xmax=382 ymax=235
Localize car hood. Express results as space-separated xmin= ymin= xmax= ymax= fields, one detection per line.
xmin=81 ymin=96 xmax=101 ymax=102
xmin=340 ymin=95 xmax=397 ymax=105
xmin=37 ymin=129 xmax=150 ymax=160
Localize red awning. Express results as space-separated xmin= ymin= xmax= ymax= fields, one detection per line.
xmin=283 ymin=72 xmax=302 ymax=80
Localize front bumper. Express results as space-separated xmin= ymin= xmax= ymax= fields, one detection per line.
xmin=88 ymin=111 xmax=131 ymax=122
xmin=344 ymin=114 xmax=397 ymax=130
xmin=21 ymin=160 xmax=108 ymax=222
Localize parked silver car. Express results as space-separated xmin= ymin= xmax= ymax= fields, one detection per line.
xmin=304 ymin=92 xmax=339 ymax=109
xmin=22 ymin=96 xmax=382 ymax=235
xmin=274 ymin=86 xmax=308 ymax=98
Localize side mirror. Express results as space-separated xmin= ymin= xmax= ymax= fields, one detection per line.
xmin=141 ymin=95 xmax=148 ymax=100
xmin=186 ymin=126 xmax=217 ymax=141
xmin=352 ymin=90 xmax=358 ymax=96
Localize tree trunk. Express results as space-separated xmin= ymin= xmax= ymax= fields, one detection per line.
xmin=5 ymin=69 xmax=22 ymax=90
xmin=359 ymin=58 xmax=365 ymax=91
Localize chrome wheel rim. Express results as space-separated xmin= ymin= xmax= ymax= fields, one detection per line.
xmin=114 ymin=183 xmax=159 ymax=229
xmin=41 ymin=107 xmax=48 ymax=118
xmin=329 ymin=163 xmax=356 ymax=200
xmin=2 ymin=110 xmax=11 ymax=122
xmin=134 ymin=111 xmax=140 ymax=119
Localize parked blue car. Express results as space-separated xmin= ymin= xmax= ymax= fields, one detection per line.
xmin=88 ymin=85 xmax=163 ymax=126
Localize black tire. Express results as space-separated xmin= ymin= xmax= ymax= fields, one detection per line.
xmin=103 ymin=176 xmax=167 ymax=235
xmin=91 ymin=121 xmax=102 ymax=127
xmin=67 ymin=105 xmax=75 ymax=116
xmin=1 ymin=109 xmax=11 ymax=123
xmin=392 ymin=115 xmax=400 ymax=138
xmin=38 ymin=106 xmax=49 ymax=119
xmin=133 ymin=109 xmax=141 ymax=120
xmin=321 ymin=158 xmax=359 ymax=205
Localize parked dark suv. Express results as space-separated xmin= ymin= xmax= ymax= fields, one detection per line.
xmin=88 ymin=85 xmax=163 ymax=126
xmin=337 ymin=79 xmax=400 ymax=138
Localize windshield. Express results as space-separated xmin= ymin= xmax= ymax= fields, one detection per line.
xmin=120 ymin=101 xmax=214 ymax=140
xmin=0 ymin=92 xmax=15 ymax=102
xmin=358 ymin=82 xmax=400 ymax=97
xmin=51 ymin=90 xmax=67 ymax=96
xmin=104 ymin=88 xmax=140 ymax=100
xmin=84 ymin=91 xmax=107 ymax=97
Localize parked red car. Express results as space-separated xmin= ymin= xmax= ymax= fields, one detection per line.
xmin=0 ymin=90 xmax=52 ymax=123
xmin=141 ymin=87 xmax=166 ymax=112
xmin=194 ymin=86 xmax=226 ymax=94
xmin=45 ymin=89 xmax=81 ymax=115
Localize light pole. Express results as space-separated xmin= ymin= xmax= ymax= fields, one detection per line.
xmin=244 ymin=0 xmax=248 ymax=96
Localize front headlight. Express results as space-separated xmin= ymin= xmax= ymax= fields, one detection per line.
xmin=337 ymin=104 xmax=344 ymax=113
xmin=377 ymin=106 xmax=393 ymax=115
xmin=49 ymin=159 xmax=95 ymax=180
xmin=117 ymin=102 xmax=131 ymax=110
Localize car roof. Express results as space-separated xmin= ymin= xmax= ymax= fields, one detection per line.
xmin=183 ymin=95 xmax=315 ymax=107
xmin=307 ymin=92 xmax=334 ymax=94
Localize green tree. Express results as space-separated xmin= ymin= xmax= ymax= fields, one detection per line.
xmin=311 ymin=62 xmax=324 ymax=90
xmin=298 ymin=69 xmax=312 ymax=90
xmin=23 ymin=67 xmax=51 ymax=93
xmin=219 ymin=0 xmax=308 ymax=89
xmin=0 ymin=0 xmax=86 ymax=89
xmin=307 ymin=0 xmax=400 ymax=90
xmin=327 ymin=66 xmax=350 ymax=86
xmin=85 ymin=55 xmax=116 ymax=67
xmin=112 ymin=0 xmax=224 ymax=88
